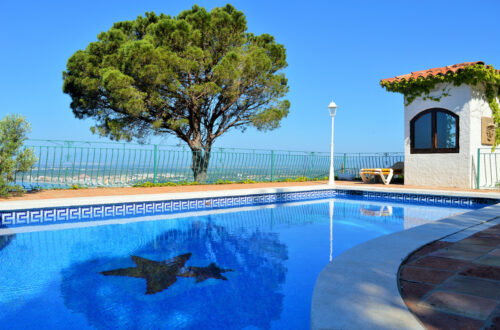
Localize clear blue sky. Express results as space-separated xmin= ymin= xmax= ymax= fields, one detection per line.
xmin=1 ymin=0 xmax=499 ymax=153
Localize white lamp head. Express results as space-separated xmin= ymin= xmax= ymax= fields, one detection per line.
xmin=328 ymin=100 xmax=338 ymax=117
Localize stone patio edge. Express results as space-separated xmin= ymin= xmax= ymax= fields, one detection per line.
xmin=0 ymin=185 xmax=335 ymax=211
xmin=310 ymin=202 xmax=500 ymax=330
xmin=0 ymin=184 xmax=498 ymax=211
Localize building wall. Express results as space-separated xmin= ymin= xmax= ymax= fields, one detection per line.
xmin=470 ymin=86 xmax=495 ymax=188
xmin=404 ymin=83 xmax=477 ymax=188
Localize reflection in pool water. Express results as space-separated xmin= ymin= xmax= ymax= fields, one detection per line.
xmin=0 ymin=198 xmax=473 ymax=329
xmin=359 ymin=205 xmax=393 ymax=217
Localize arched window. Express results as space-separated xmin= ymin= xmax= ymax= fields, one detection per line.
xmin=410 ymin=108 xmax=459 ymax=153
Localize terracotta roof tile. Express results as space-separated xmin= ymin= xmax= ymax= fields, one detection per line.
xmin=381 ymin=61 xmax=485 ymax=84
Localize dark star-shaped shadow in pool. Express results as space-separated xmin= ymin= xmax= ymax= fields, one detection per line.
xmin=101 ymin=253 xmax=234 ymax=294
xmin=101 ymin=253 xmax=192 ymax=294
xmin=179 ymin=263 xmax=234 ymax=283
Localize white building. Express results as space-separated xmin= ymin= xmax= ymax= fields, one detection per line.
xmin=381 ymin=62 xmax=497 ymax=189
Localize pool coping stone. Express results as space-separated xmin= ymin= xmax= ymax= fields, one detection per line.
xmin=0 ymin=184 xmax=498 ymax=211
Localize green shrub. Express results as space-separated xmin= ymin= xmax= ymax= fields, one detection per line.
xmin=131 ymin=176 xmax=327 ymax=188
xmin=215 ymin=179 xmax=235 ymax=185
xmin=132 ymin=181 xmax=200 ymax=188
xmin=277 ymin=176 xmax=312 ymax=183
xmin=133 ymin=181 xmax=166 ymax=187
xmin=133 ymin=181 xmax=158 ymax=187
xmin=0 ymin=114 xmax=37 ymax=197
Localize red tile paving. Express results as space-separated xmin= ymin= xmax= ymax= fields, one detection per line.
xmin=421 ymin=291 xmax=497 ymax=320
xmin=400 ymin=266 xmax=454 ymax=285
xmin=460 ymin=236 xmax=500 ymax=247
xmin=399 ymin=280 xmax=435 ymax=309
xmin=430 ymin=246 xmax=485 ymax=261
xmin=399 ymin=223 xmax=500 ymax=329
xmin=406 ymin=241 xmax=453 ymax=263
xmin=459 ymin=265 xmax=500 ymax=281
xmin=473 ymin=227 xmax=500 ymax=239
xmin=475 ymin=255 xmax=500 ymax=267
xmin=488 ymin=249 xmax=500 ymax=257
xmin=452 ymin=242 xmax=496 ymax=253
xmin=408 ymin=256 xmax=469 ymax=272
xmin=380 ymin=61 xmax=490 ymax=84
xmin=411 ymin=303 xmax=485 ymax=330
xmin=439 ymin=276 xmax=500 ymax=300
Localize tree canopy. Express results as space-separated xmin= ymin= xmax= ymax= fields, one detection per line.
xmin=63 ymin=4 xmax=290 ymax=180
xmin=0 ymin=114 xmax=37 ymax=196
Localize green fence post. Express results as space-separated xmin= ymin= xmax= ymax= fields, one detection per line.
xmin=476 ymin=148 xmax=480 ymax=189
xmin=270 ymin=150 xmax=275 ymax=182
xmin=153 ymin=144 xmax=158 ymax=184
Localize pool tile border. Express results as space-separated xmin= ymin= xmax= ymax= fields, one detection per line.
xmin=0 ymin=190 xmax=333 ymax=227
xmin=0 ymin=186 xmax=498 ymax=229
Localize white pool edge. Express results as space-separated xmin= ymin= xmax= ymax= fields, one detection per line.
xmin=1 ymin=184 xmax=498 ymax=211
xmin=310 ymin=202 xmax=500 ymax=330
xmin=0 ymin=185 xmax=334 ymax=211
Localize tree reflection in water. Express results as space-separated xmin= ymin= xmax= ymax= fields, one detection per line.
xmin=60 ymin=221 xmax=288 ymax=329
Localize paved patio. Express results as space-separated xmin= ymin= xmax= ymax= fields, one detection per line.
xmin=399 ymin=222 xmax=500 ymax=329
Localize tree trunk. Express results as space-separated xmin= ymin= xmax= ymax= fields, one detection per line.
xmin=190 ymin=145 xmax=211 ymax=183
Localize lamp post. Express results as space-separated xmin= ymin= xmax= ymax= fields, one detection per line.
xmin=327 ymin=101 xmax=338 ymax=185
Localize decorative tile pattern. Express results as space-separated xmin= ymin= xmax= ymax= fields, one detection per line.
xmin=337 ymin=189 xmax=498 ymax=207
xmin=0 ymin=189 xmax=497 ymax=229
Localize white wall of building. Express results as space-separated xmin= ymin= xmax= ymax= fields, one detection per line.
xmin=469 ymin=86 xmax=494 ymax=188
xmin=403 ymin=83 xmax=492 ymax=188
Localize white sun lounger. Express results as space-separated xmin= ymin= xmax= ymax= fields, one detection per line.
xmin=359 ymin=168 xmax=394 ymax=185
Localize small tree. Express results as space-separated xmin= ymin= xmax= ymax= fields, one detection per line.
xmin=0 ymin=114 xmax=37 ymax=196
xmin=63 ymin=5 xmax=290 ymax=181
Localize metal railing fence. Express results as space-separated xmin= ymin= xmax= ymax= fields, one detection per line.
xmin=15 ymin=140 xmax=404 ymax=189
xmin=476 ymin=148 xmax=500 ymax=189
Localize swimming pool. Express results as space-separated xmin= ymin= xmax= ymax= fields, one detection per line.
xmin=0 ymin=197 xmax=484 ymax=329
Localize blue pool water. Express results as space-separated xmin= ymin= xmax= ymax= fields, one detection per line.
xmin=0 ymin=198 xmax=477 ymax=329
